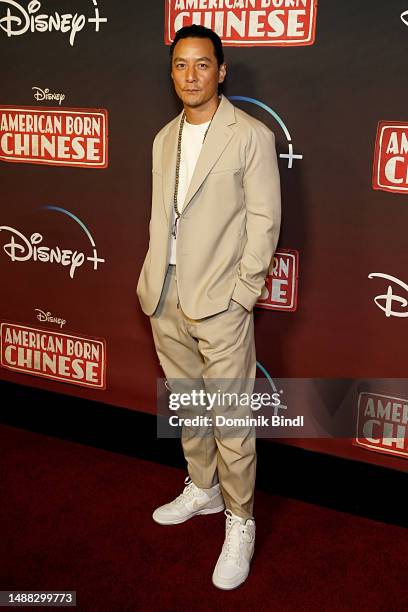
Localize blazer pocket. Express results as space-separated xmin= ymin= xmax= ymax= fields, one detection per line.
xmin=230 ymin=298 xmax=248 ymax=313
xmin=209 ymin=166 xmax=242 ymax=175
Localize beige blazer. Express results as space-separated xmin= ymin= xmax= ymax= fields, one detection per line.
xmin=137 ymin=94 xmax=281 ymax=319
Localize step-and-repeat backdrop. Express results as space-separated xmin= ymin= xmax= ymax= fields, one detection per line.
xmin=1 ymin=0 xmax=408 ymax=471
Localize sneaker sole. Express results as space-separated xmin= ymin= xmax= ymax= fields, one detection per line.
xmin=212 ymin=548 xmax=254 ymax=590
xmin=153 ymin=503 xmax=225 ymax=525
xmin=212 ymin=573 xmax=249 ymax=591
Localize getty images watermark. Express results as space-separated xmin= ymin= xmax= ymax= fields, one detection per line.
xmin=156 ymin=378 xmax=309 ymax=438
xmin=157 ymin=378 xmax=408 ymax=442
xmin=167 ymin=388 xmax=302 ymax=428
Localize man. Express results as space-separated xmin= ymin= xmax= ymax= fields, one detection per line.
xmin=137 ymin=24 xmax=281 ymax=590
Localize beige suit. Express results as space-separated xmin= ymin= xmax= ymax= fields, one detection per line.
xmin=137 ymin=95 xmax=281 ymax=519
xmin=137 ymin=94 xmax=281 ymax=319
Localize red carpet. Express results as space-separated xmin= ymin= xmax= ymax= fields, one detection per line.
xmin=1 ymin=423 xmax=407 ymax=611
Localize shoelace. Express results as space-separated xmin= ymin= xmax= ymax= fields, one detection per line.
xmin=221 ymin=510 xmax=253 ymax=565
xmin=174 ymin=476 xmax=197 ymax=505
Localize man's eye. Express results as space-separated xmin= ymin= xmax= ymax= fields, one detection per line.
xmin=176 ymin=63 xmax=185 ymax=69
xmin=198 ymin=64 xmax=208 ymax=69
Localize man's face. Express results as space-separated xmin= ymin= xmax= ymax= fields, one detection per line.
xmin=171 ymin=37 xmax=226 ymax=112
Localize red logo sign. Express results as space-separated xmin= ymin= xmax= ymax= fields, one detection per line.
xmin=354 ymin=392 xmax=408 ymax=459
xmin=165 ymin=0 xmax=317 ymax=46
xmin=372 ymin=121 xmax=408 ymax=194
xmin=0 ymin=106 xmax=108 ymax=168
xmin=256 ymin=248 xmax=299 ymax=311
xmin=1 ymin=323 xmax=107 ymax=389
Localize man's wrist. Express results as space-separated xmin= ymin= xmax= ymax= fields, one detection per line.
xmin=231 ymin=280 xmax=256 ymax=312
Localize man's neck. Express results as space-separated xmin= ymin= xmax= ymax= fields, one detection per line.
xmin=183 ymin=95 xmax=221 ymax=125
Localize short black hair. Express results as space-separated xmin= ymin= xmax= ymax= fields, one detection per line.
xmin=170 ymin=24 xmax=224 ymax=68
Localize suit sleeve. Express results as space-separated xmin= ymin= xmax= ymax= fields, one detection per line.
xmin=136 ymin=132 xmax=161 ymax=300
xmin=231 ymin=123 xmax=281 ymax=311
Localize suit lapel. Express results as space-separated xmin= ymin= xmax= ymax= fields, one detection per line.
xmin=183 ymin=95 xmax=236 ymax=213
xmin=161 ymin=95 xmax=236 ymax=222
xmin=182 ymin=126 xmax=234 ymax=214
xmin=162 ymin=114 xmax=182 ymax=223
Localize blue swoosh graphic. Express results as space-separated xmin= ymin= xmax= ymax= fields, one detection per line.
xmin=229 ymin=96 xmax=292 ymax=141
xmin=256 ymin=360 xmax=277 ymax=393
xmin=42 ymin=206 xmax=95 ymax=247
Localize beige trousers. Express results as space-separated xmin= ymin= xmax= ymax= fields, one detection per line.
xmin=150 ymin=264 xmax=257 ymax=519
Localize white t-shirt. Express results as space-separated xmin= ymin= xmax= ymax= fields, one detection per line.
xmin=169 ymin=118 xmax=211 ymax=265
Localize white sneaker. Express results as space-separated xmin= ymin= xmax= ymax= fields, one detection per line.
xmin=152 ymin=476 xmax=225 ymax=525
xmin=212 ymin=509 xmax=256 ymax=590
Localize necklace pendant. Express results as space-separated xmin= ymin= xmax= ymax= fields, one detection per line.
xmin=172 ymin=216 xmax=179 ymax=239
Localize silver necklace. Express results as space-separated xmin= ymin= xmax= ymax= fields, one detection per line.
xmin=171 ymin=107 xmax=217 ymax=239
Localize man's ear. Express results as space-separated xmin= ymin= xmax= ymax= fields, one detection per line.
xmin=218 ymin=63 xmax=227 ymax=83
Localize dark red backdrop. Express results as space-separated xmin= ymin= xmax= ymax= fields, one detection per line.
xmin=1 ymin=0 xmax=407 ymax=472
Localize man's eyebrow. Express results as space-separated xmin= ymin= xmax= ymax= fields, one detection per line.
xmin=173 ymin=56 xmax=214 ymax=62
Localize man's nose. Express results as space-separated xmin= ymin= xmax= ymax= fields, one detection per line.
xmin=185 ymin=66 xmax=197 ymax=81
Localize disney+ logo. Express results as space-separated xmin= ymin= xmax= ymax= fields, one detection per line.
xmin=368 ymin=272 xmax=408 ymax=318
